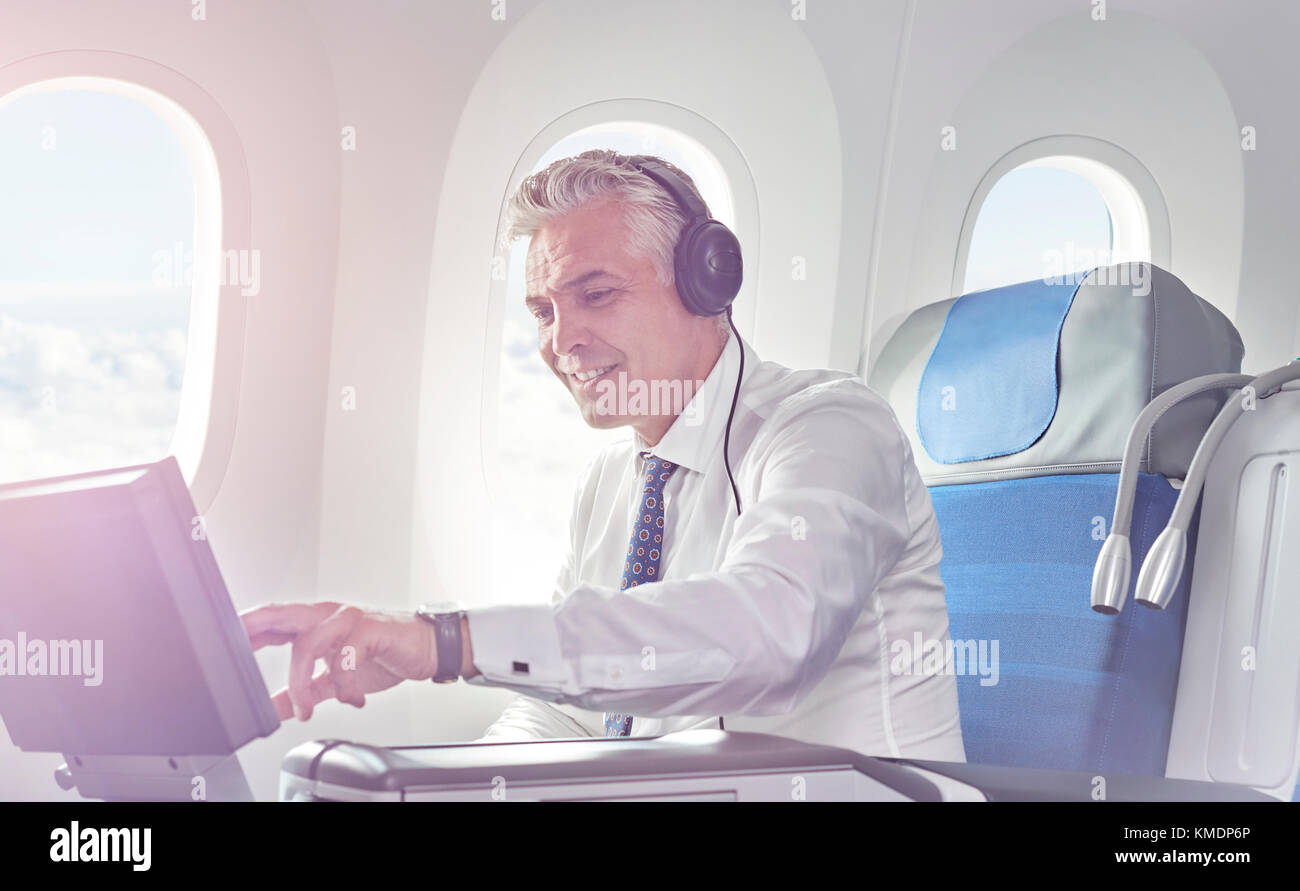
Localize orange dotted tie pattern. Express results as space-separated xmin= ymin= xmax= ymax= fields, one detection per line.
xmin=603 ymin=453 xmax=679 ymax=737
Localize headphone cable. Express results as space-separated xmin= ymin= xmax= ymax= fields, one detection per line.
xmin=722 ymin=307 xmax=744 ymax=518
xmin=718 ymin=308 xmax=745 ymax=734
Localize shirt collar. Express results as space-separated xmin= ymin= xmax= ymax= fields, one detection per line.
xmin=633 ymin=328 xmax=759 ymax=474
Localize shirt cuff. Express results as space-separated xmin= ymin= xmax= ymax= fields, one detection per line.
xmin=465 ymin=604 xmax=574 ymax=701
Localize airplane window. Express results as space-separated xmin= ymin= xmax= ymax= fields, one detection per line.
xmin=962 ymin=164 xmax=1116 ymax=294
xmin=490 ymin=123 xmax=735 ymax=600
xmin=0 ymin=89 xmax=195 ymax=484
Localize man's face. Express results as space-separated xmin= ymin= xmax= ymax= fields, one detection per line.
xmin=524 ymin=198 xmax=720 ymax=445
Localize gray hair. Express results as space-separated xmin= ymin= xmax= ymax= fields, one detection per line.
xmin=504 ymin=150 xmax=731 ymax=337
xmin=504 ymin=150 xmax=694 ymax=286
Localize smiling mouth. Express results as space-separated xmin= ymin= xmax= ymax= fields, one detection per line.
xmin=569 ymin=364 xmax=619 ymax=391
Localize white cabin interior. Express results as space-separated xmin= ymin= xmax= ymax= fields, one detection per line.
xmin=0 ymin=0 xmax=1296 ymax=801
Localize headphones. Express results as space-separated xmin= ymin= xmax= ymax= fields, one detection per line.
xmin=627 ymin=156 xmax=744 ymax=317
xmin=627 ymin=156 xmax=746 ymax=521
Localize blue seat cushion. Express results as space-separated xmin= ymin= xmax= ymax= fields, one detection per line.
xmin=928 ymin=472 xmax=1193 ymax=777
xmin=917 ymin=277 xmax=1081 ymax=463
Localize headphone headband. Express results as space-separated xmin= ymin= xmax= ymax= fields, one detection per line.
xmin=629 ymin=156 xmax=711 ymax=222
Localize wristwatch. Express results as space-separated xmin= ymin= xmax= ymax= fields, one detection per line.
xmin=415 ymin=602 xmax=466 ymax=683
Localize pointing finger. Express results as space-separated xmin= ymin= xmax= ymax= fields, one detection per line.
xmin=241 ymin=602 xmax=342 ymax=642
xmin=270 ymin=670 xmax=336 ymax=722
xmin=247 ymin=630 xmax=298 ymax=651
xmin=288 ymin=606 xmax=362 ymax=721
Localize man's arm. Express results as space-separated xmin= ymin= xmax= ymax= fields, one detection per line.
xmin=460 ymin=382 xmax=914 ymax=719
xmin=243 ymin=385 xmax=913 ymax=725
xmin=467 ymin=616 xmax=608 ymax=740
xmin=240 ymin=455 xmax=607 ymax=730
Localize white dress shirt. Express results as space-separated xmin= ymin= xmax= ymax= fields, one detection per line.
xmin=466 ymin=330 xmax=966 ymax=763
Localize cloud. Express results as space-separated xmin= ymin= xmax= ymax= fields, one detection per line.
xmin=0 ymin=311 xmax=185 ymax=483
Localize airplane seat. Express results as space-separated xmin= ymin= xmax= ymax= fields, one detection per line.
xmin=867 ymin=263 xmax=1244 ymax=777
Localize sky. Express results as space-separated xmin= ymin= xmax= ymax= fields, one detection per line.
xmin=964 ymin=165 xmax=1111 ymax=293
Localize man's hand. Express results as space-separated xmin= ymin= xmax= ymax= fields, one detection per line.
xmin=240 ymin=602 xmax=438 ymax=722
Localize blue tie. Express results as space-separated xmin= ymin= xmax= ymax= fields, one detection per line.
xmin=604 ymin=452 xmax=679 ymax=737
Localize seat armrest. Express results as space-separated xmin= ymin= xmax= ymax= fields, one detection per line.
xmin=887 ymin=759 xmax=1277 ymax=802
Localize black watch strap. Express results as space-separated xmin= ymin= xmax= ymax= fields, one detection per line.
xmin=417 ymin=605 xmax=464 ymax=683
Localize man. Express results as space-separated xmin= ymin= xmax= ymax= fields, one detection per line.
xmin=242 ymin=150 xmax=965 ymax=763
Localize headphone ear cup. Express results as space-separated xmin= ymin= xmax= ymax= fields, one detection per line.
xmin=675 ymin=220 xmax=743 ymax=316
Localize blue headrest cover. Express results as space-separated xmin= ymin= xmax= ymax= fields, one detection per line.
xmin=917 ymin=278 xmax=1083 ymax=463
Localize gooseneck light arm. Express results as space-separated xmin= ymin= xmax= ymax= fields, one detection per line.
xmin=1090 ymin=372 xmax=1254 ymax=614
xmin=1132 ymin=360 xmax=1300 ymax=611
